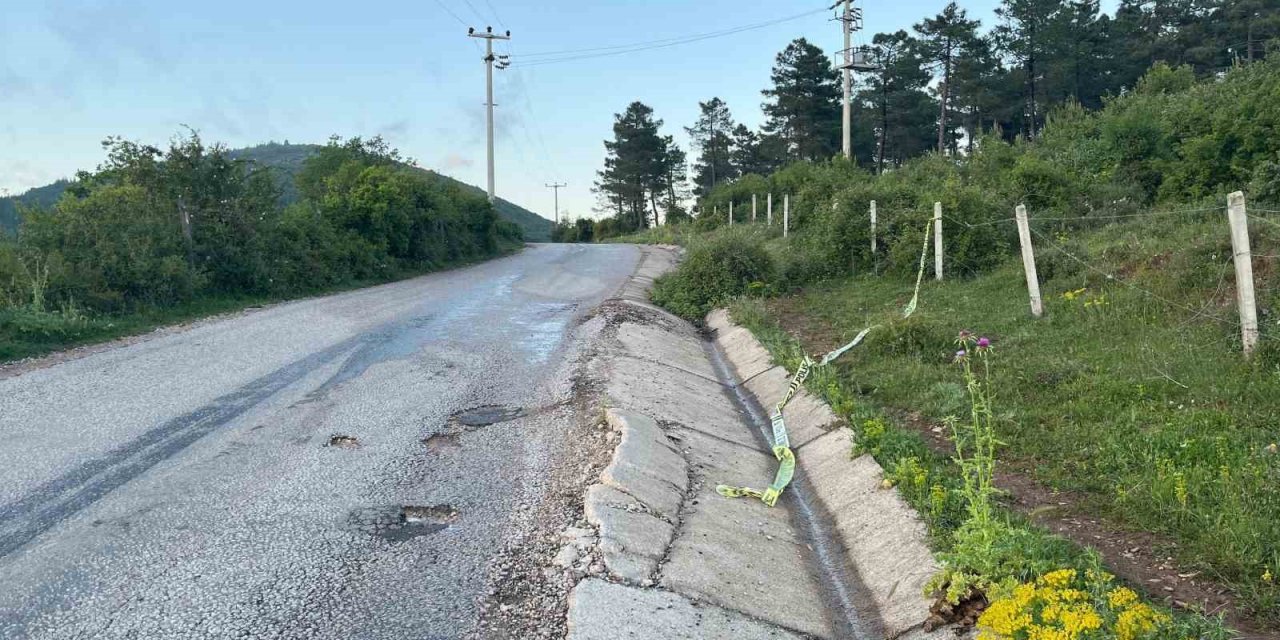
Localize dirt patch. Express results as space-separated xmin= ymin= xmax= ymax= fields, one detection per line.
xmin=763 ymin=296 xmax=848 ymax=354
xmin=891 ymin=409 xmax=1276 ymax=639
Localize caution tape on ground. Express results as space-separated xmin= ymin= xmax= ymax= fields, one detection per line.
xmin=716 ymin=221 xmax=933 ymax=507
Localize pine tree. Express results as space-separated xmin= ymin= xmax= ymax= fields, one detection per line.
xmin=685 ymin=98 xmax=738 ymax=197
xmin=915 ymin=3 xmax=982 ymax=155
xmin=860 ymin=31 xmax=935 ymax=172
xmin=995 ymin=0 xmax=1064 ymax=138
xmin=594 ymin=102 xmax=684 ymax=229
xmin=761 ymin=38 xmax=842 ymax=162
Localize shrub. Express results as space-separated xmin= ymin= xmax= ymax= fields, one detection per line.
xmin=651 ymin=229 xmax=774 ymax=320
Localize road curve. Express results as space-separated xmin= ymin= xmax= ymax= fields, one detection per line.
xmin=0 ymin=243 xmax=640 ymax=639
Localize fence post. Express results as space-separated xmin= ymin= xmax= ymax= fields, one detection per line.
xmin=752 ymin=194 xmax=758 ymax=223
xmin=729 ymin=200 xmax=734 ymax=226
xmin=784 ymin=194 xmax=790 ymax=238
xmin=870 ymin=200 xmax=877 ymax=255
xmin=1014 ymin=204 xmax=1044 ymax=318
xmin=767 ymin=193 xmax=773 ymax=226
xmin=1227 ymin=191 xmax=1259 ymax=356
xmin=933 ymin=202 xmax=943 ymax=281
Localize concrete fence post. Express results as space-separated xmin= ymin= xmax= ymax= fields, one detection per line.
xmin=752 ymin=194 xmax=758 ymax=223
xmin=1014 ymin=204 xmax=1044 ymax=318
xmin=1227 ymin=191 xmax=1259 ymax=356
xmin=729 ymin=201 xmax=734 ymax=227
xmin=767 ymin=193 xmax=773 ymax=226
xmin=870 ymin=200 xmax=877 ymax=255
xmin=933 ymin=202 xmax=943 ymax=281
xmin=783 ymin=194 xmax=790 ymax=239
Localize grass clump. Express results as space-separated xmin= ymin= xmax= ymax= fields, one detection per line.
xmin=650 ymin=228 xmax=774 ymax=321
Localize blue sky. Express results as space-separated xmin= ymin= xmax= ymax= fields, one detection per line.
xmin=1 ymin=0 xmax=1116 ymax=221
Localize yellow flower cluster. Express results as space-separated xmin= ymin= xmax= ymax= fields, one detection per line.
xmin=978 ymin=570 xmax=1167 ymax=640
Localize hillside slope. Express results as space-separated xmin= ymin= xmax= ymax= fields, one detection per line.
xmin=1 ymin=143 xmax=553 ymax=241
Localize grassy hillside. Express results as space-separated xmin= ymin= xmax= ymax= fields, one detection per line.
xmin=1 ymin=143 xmax=554 ymax=241
xmin=0 ymin=180 xmax=71 ymax=235
xmin=638 ymin=59 xmax=1280 ymax=637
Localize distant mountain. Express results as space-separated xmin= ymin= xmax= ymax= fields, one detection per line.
xmin=0 ymin=179 xmax=71 ymax=235
xmin=0 ymin=143 xmax=553 ymax=242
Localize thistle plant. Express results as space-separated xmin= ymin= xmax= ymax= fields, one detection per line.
xmin=928 ymin=331 xmax=1009 ymax=604
xmin=951 ymin=331 xmax=1000 ymax=533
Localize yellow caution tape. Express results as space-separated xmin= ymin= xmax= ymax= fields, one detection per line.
xmin=717 ymin=221 xmax=932 ymax=507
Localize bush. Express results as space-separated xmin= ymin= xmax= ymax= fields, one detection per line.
xmin=651 ymin=229 xmax=774 ymax=320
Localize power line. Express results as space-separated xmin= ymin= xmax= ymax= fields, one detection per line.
xmin=484 ymin=0 xmax=507 ymax=28
xmin=510 ymin=7 xmax=828 ymax=67
xmin=436 ymin=0 xmax=482 ymax=51
xmin=460 ymin=0 xmax=488 ymax=22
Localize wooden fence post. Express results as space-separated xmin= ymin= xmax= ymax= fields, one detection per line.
xmin=1227 ymin=191 xmax=1259 ymax=356
xmin=1014 ymin=204 xmax=1044 ymax=317
xmin=752 ymin=194 xmax=758 ymax=223
xmin=933 ymin=202 xmax=943 ymax=281
xmin=784 ymin=194 xmax=790 ymax=238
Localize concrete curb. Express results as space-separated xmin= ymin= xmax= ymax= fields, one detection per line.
xmin=705 ymin=308 xmax=944 ymax=639
xmin=562 ymin=245 xmax=845 ymax=639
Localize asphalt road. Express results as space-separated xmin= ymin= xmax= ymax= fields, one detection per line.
xmin=0 ymin=243 xmax=640 ymax=639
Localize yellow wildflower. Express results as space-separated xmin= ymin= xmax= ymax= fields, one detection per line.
xmin=1115 ymin=604 xmax=1168 ymax=640
xmin=1039 ymin=569 xmax=1077 ymax=589
xmin=1107 ymin=587 xmax=1140 ymax=609
xmin=978 ymin=597 xmax=1033 ymax=636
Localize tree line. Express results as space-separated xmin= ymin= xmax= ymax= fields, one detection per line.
xmin=573 ymin=0 xmax=1280 ymax=241
xmin=1 ymin=133 xmax=522 ymax=324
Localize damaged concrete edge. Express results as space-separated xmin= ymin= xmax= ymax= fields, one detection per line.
xmin=705 ymin=308 xmax=946 ymax=640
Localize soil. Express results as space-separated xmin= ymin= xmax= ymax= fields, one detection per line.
xmin=760 ymin=297 xmax=1278 ymax=639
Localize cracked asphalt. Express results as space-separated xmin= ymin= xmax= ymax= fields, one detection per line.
xmin=0 ymin=244 xmax=640 ymax=639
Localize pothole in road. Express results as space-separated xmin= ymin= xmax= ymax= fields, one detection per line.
xmin=450 ymin=405 xmax=526 ymax=428
xmin=423 ymin=433 xmax=461 ymax=453
xmin=347 ymin=504 xmax=459 ymax=542
xmin=328 ymin=434 xmax=360 ymax=448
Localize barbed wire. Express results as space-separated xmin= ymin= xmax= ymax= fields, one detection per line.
xmin=1028 ymin=226 xmax=1242 ymax=328
xmin=1245 ymin=212 xmax=1280 ymax=231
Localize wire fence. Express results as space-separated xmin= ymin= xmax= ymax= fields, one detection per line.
xmin=716 ymin=190 xmax=1277 ymax=358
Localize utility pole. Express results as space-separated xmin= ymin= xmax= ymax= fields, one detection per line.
xmin=840 ymin=0 xmax=853 ymax=159
xmin=834 ymin=1 xmax=870 ymax=161
xmin=468 ymin=26 xmax=511 ymax=202
xmin=545 ymin=182 xmax=566 ymax=225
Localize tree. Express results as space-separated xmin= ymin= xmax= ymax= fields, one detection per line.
xmin=685 ymin=98 xmax=738 ymax=196
xmin=593 ymin=101 xmax=684 ymax=229
xmin=915 ymin=2 xmax=981 ymax=154
xmin=762 ymin=38 xmax=842 ymax=162
xmin=861 ymin=31 xmax=936 ymax=172
xmin=995 ymin=0 xmax=1064 ymax=138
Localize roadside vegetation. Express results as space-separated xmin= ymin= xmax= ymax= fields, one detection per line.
xmin=0 ymin=133 xmax=523 ymax=362
xmin=637 ymin=45 xmax=1280 ymax=640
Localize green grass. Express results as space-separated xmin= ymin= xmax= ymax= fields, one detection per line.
xmin=724 ymin=209 xmax=1280 ymax=625
xmin=0 ymin=244 xmax=523 ymax=364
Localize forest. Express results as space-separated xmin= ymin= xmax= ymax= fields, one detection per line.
xmin=559 ymin=0 xmax=1280 ymax=242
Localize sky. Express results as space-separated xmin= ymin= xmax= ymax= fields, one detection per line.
xmin=0 ymin=0 xmax=1117 ymax=222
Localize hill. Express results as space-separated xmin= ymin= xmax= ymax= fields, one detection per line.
xmin=1 ymin=143 xmax=553 ymax=241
